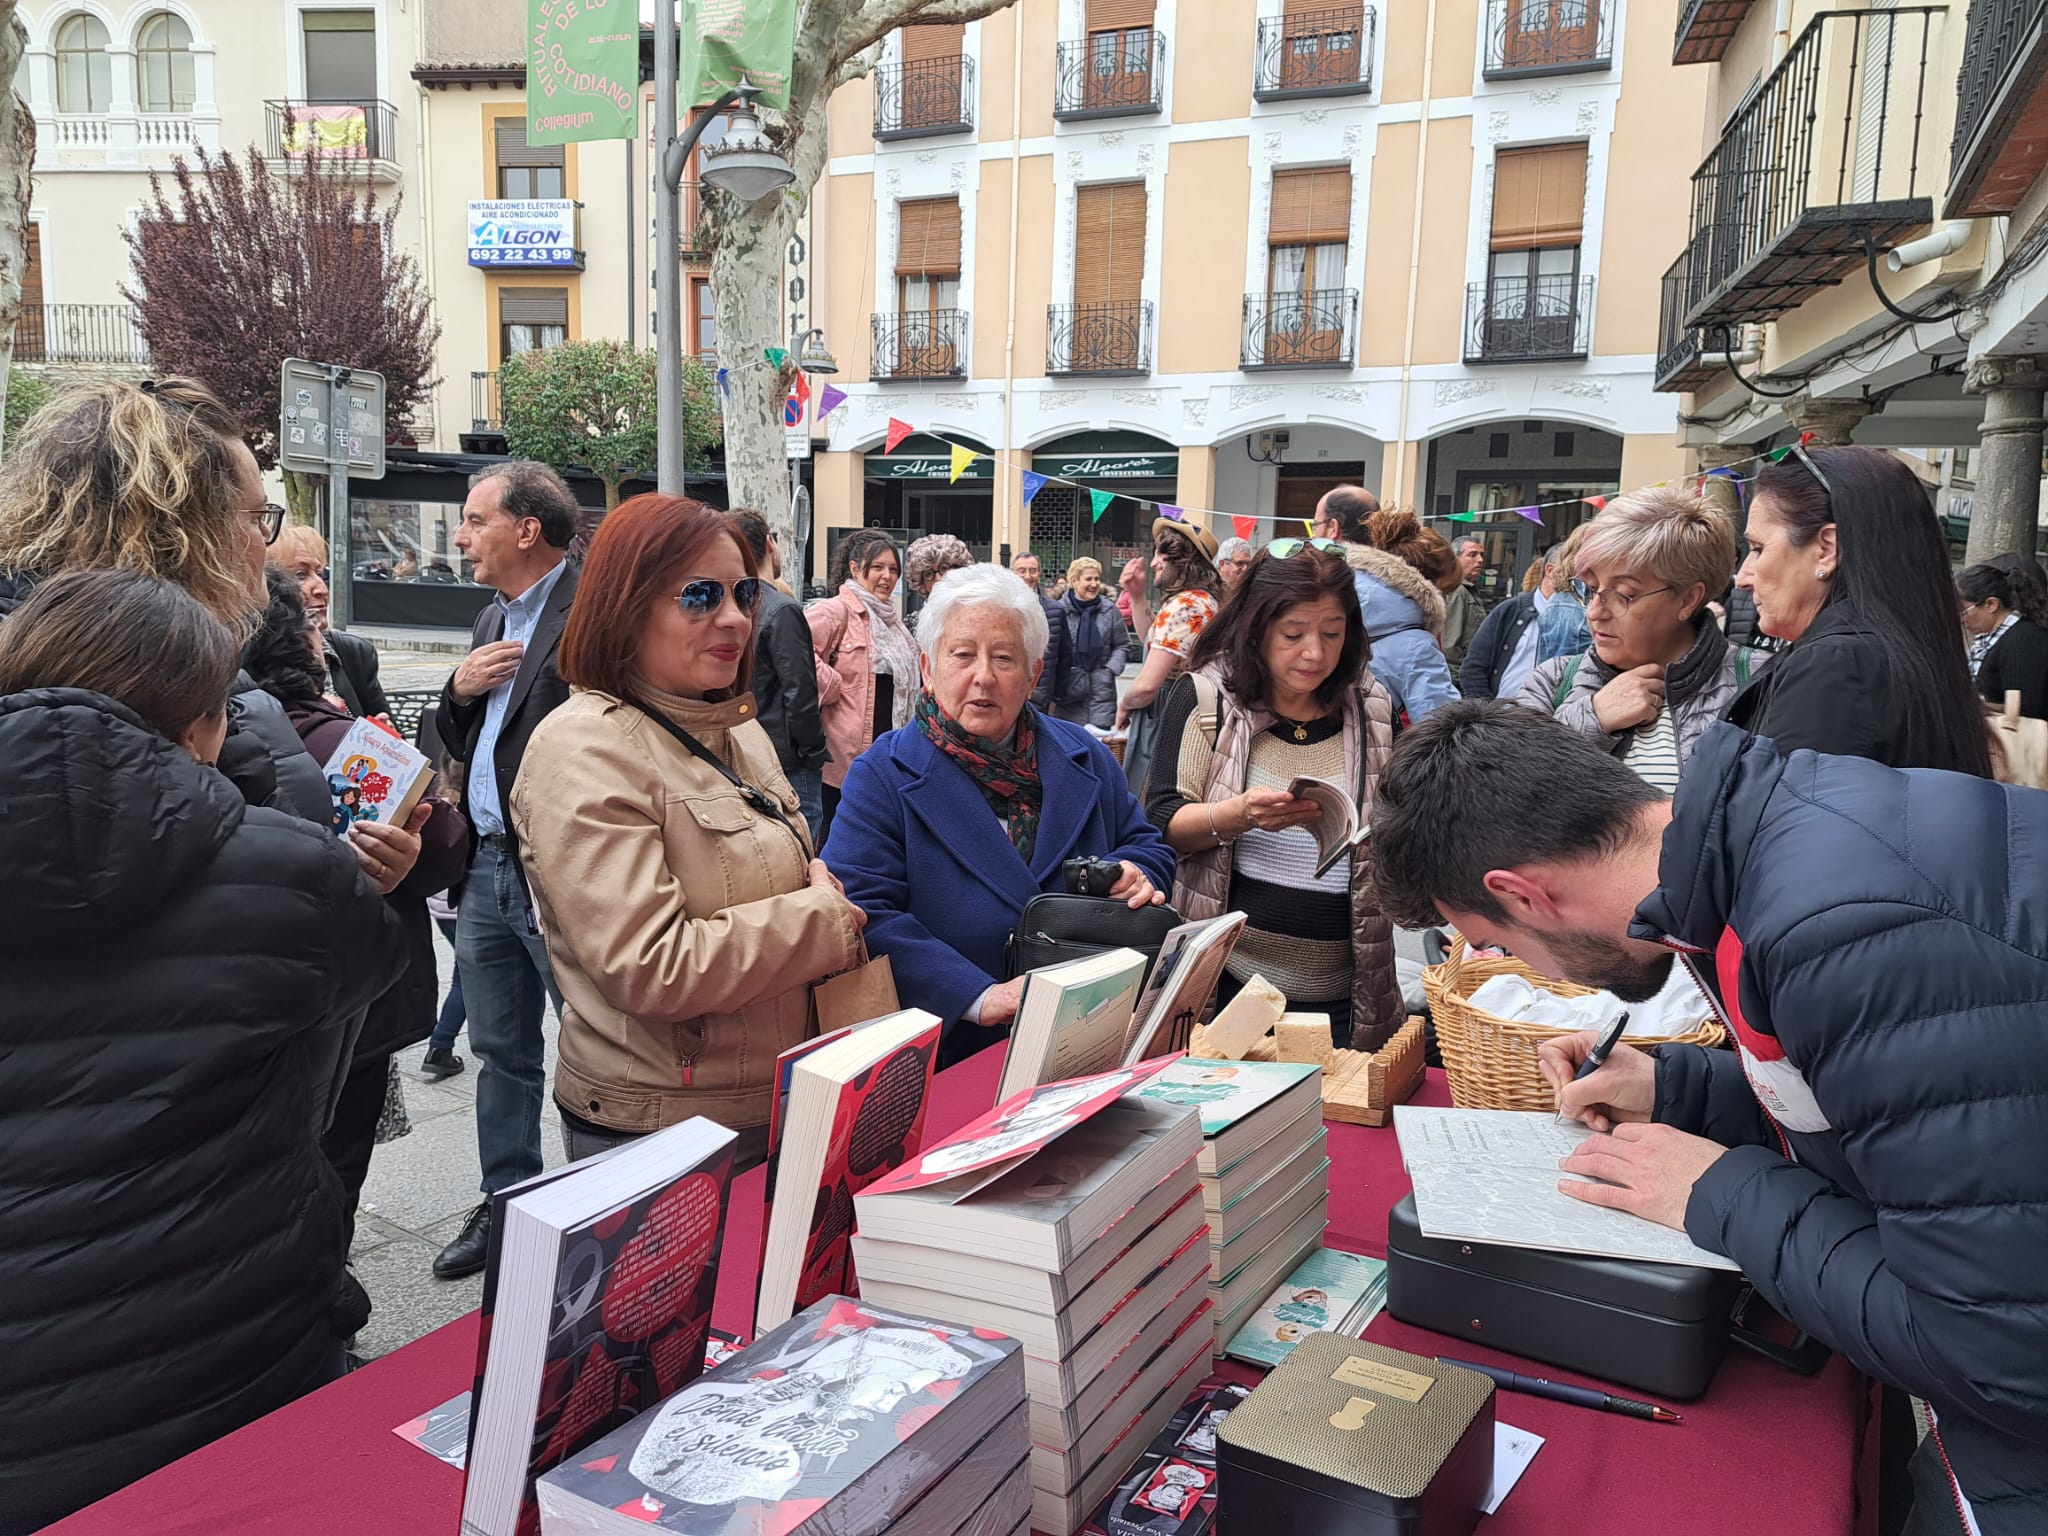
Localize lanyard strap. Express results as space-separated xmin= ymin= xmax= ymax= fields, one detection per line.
xmin=627 ymin=698 xmax=804 ymax=848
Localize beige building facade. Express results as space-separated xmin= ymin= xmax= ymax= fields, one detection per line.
xmin=810 ymin=0 xmax=1707 ymax=584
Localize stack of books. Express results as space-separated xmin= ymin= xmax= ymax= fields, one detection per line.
xmin=535 ymin=1295 xmax=1028 ymax=1536
xmin=1223 ymin=1247 xmax=1389 ymax=1368
xmin=1132 ymin=1059 xmax=1329 ymax=1346
xmin=853 ymin=1093 xmax=1210 ymax=1536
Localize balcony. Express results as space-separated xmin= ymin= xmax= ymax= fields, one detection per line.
xmin=1047 ymin=300 xmax=1153 ymax=376
xmin=1054 ymin=31 xmax=1165 ymax=120
xmin=1242 ymin=288 xmax=1359 ymax=369
xmin=1673 ymin=0 xmax=1756 ymax=66
xmin=463 ymin=371 xmax=508 ymax=453
xmin=1463 ymin=274 xmax=1594 ymax=363
xmin=1652 ymin=250 xmax=1727 ymax=392
xmin=1484 ymin=0 xmax=1612 ymax=79
xmin=1947 ymin=0 xmax=2048 ymax=216
xmin=263 ymin=98 xmax=401 ymax=180
xmin=1254 ymin=7 xmax=1376 ymax=100
xmin=875 ymin=55 xmax=975 ymax=140
xmin=871 ymin=309 xmax=969 ymax=381
xmin=1680 ymin=8 xmax=1943 ymax=334
xmin=15 ymin=304 xmax=149 ymax=366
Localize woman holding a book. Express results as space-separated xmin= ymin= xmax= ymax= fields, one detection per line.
xmin=1143 ymin=543 xmax=1405 ymax=1050
xmin=827 ymin=563 xmax=1173 ymax=1064
xmin=513 ymin=495 xmax=868 ymax=1171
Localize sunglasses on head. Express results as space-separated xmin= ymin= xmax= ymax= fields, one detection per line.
xmin=1783 ymin=440 xmax=1833 ymax=495
xmin=1266 ymin=537 xmax=1346 ymax=559
xmin=675 ymin=577 xmax=762 ymax=618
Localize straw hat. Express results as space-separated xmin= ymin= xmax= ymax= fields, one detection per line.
xmin=1152 ymin=516 xmax=1219 ymax=563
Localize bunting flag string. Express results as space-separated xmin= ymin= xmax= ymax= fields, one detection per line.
xmin=818 ymin=383 xmax=848 ymax=416
xmin=763 ymin=347 xmax=790 ymax=370
xmin=1088 ymin=488 xmax=1114 ymax=524
xmin=884 ymin=417 xmax=914 ymax=455
xmin=1021 ymin=471 xmax=1049 ymax=508
xmin=948 ymin=443 xmax=978 ymax=484
xmin=1157 ymin=504 xmax=1185 ymax=522
xmin=1582 ymin=495 xmax=1607 ymax=511
xmin=1232 ymin=514 xmax=1257 ymax=541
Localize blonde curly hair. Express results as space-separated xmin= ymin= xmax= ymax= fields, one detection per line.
xmin=0 ymin=376 xmax=259 ymax=630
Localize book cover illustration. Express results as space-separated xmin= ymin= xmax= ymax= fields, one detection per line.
xmin=1132 ymin=1060 xmax=1320 ymax=1138
xmin=1083 ymin=1380 xmax=1249 ymax=1536
xmin=793 ymin=1034 xmax=939 ymax=1310
xmin=1223 ymin=1247 xmax=1388 ymax=1369
xmin=863 ymin=1056 xmax=1183 ymax=1199
xmin=1123 ymin=918 xmax=1247 ymax=1064
xmin=320 ymin=714 xmax=432 ymax=837
xmin=540 ymin=1296 xmax=1020 ymax=1534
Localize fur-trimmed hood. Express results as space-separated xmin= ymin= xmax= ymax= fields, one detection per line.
xmin=1344 ymin=544 xmax=1447 ymax=639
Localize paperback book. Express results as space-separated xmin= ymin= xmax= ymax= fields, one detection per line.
xmin=321 ymin=714 xmax=434 ymax=838
xmin=1131 ymin=1058 xmax=1322 ymax=1174
xmin=1222 ymin=1246 xmax=1389 ymax=1368
xmin=1286 ymin=775 xmax=1370 ymax=880
xmin=999 ymin=948 xmax=1151 ymax=1103
xmin=1122 ymin=916 xmax=1248 ymax=1064
xmin=1082 ymin=1380 xmax=1250 ymax=1536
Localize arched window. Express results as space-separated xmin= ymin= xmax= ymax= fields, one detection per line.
xmin=137 ymin=11 xmax=196 ymax=114
xmin=54 ymin=14 xmax=112 ymax=113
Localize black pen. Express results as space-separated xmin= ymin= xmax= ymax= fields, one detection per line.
xmin=1438 ymin=1357 xmax=1683 ymax=1423
xmin=1557 ymin=1009 xmax=1630 ymax=1125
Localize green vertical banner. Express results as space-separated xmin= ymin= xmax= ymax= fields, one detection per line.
xmin=528 ymin=0 xmax=638 ymax=144
xmin=680 ymin=0 xmax=798 ymax=111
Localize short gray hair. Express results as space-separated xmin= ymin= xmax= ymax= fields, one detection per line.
xmin=1217 ymin=537 xmax=1253 ymax=562
xmin=1451 ymin=535 xmax=1485 ymax=557
xmin=915 ymin=561 xmax=1050 ymax=664
xmin=1575 ymin=488 xmax=1737 ymax=599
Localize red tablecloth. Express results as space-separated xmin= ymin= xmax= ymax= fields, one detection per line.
xmin=46 ymin=1057 xmax=1876 ymax=1536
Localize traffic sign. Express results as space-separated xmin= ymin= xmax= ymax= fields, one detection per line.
xmin=279 ymin=359 xmax=387 ymax=481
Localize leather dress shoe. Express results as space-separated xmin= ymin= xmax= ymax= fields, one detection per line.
xmin=433 ymin=1200 xmax=491 ymax=1280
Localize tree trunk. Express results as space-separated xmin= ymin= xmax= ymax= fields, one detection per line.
xmin=0 ymin=6 xmax=36 ymax=461
xmin=284 ymin=468 xmax=322 ymax=526
xmin=713 ymin=191 xmax=801 ymax=551
xmin=603 ymin=475 xmax=622 ymax=511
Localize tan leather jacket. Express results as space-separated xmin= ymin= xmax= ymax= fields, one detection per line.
xmin=512 ymin=685 xmax=864 ymax=1133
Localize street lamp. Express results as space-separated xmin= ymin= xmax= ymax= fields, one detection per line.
xmin=796 ymin=327 xmax=839 ymax=375
xmin=651 ymin=6 xmax=797 ymax=492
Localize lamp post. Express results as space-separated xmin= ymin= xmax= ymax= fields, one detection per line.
xmin=652 ymin=2 xmax=795 ymax=493
xmin=789 ymin=328 xmax=839 ymax=588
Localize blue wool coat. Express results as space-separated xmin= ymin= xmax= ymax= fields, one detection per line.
xmin=1641 ymin=724 xmax=2048 ymax=1533
xmin=825 ymin=710 xmax=1176 ymax=1032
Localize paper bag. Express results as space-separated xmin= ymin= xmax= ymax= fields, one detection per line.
xmin=812 ymin=949 xmax=900 ymax=1036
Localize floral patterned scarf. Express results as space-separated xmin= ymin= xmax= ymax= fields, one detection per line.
xmin=914 ymin=687 xmax=1044 ymax=861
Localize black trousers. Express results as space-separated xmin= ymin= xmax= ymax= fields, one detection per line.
xmin=320 ymin=1052 xmax=393 ymax=1256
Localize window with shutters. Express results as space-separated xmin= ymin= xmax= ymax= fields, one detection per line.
xmin=1256 ymin=168 xmax=1353 ymax=366
xmin=1255 ymin=0 xmax=1371 ymax=98
xmin=1056 ymin=0 xmax=1161 ymax=117
xmin=1054 ymin=182 xmax=1151 ymax=374
xmin=883 ymin=198 xmax=964 ymax=379
xmin=500 ymin=287 xmax=569 ymax=359
xmin=1487 ymin=0 xmax=1609 ymax=77
xmin=690 ymin=277 xmax=716 ymax=363
xmin=495 ymin=118 xmax=565 ymax=200
xmin=1471 ymin=144 xmax=1591 ymax=361
xmin=879 ymin=23 xmax=970 ymax=136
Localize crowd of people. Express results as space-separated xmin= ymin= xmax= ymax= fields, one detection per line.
xmin=0 ymin=373 xmax=2041 ymax=1534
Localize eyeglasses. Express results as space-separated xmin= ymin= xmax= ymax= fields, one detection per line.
xmin=1571 ymin=579 xmax=1677 ymax=611
xmin=1266 ymin=537 xmax=1346 ymax=559
xmin=249 ymin=504 xmax=286 ymax=545
xmin=675 ymin=577 xmax=763 ymax=618
xmin=1783 ymin=440 xmax=1833 ymax=495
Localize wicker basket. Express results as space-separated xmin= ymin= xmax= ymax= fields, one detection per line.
xmin=1422 ymin=934 xmax=1726 ymax=1111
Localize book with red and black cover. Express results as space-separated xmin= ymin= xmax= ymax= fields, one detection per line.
xmin=1082 ymin=1379 xmax=1250 ymax=1536
xmin=754 ymin=1009 xmax=942 ymax=1334
xmin=534 ymin=1294 xmax=1027 ymax=1536
xmin=459 ymin=1118 xmax=738 ymax=1536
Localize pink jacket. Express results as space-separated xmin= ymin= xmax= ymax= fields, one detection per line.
xmin=806 ymin=586 xmax=876 ymax=788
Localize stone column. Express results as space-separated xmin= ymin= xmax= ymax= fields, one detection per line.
xmin=1964 ymin=357 xmax=2048 ymax=564
xmin=1786 ymin=396 xmax=1872 ymax=447
xmin=1694 ymin=442 xmax=1753 ymax=529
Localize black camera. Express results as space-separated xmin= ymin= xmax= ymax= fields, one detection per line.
xmin=1062 ymin=855 xmax=1121 ymax=898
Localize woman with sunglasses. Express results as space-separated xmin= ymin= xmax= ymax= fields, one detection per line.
xmin=1515 ymin=489 xmax=1743 ymax=788
xmin=0 ymin=374 xmax=328 ymax=819
xmin=511 ymin=495 xmax=867 ymax=1169
xmin=1727 ymin=445 xmax=1991 ymax=775
xmin=1143 ymin=543 xmax=1404 ymax=1051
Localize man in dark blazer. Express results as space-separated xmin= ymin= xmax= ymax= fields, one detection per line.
xmin=429 ymin=460 xmax=581 ymax=1280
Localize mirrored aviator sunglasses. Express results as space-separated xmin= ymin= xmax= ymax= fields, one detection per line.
xmin=675 ymin=577 xmax=763 ymax=618
xmin=1266 ymin=537 xmax=1346 ymax=559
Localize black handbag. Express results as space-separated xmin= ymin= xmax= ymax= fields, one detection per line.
xmin=1002 ymin=893 xmax=1184 ymax=979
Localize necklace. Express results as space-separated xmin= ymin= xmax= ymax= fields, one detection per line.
xmin=1271 ymin=710 xmax=1315 ymax=742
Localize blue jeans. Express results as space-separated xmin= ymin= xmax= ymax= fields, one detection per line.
xmin=788 ymin=764 xmax=825 ymax=847
xmin=428 ymin=916 xmax=464 ymax=1052
xmin=456 ymin=836 xmax=561 ymax=1194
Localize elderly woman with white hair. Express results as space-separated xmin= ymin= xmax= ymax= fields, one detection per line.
xmin=1514 ymin=488 xmax=1746 ymax=788
xmin=826 ymin=563 xmax=1174 ymax=1061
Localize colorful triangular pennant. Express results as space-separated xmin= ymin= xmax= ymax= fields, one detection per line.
xmin=1301 ymin=520 xmax=1315 ymax=536
xmin=949 ymin=444 xmax=977 ymax=484
xmin=1232 ymin=515 xmax=1256 ymax=541
xmin=1158 ymin=504 xmax=1185 ymax=522
xmin=1088 ymin=488 xmax=1114 ymax=523
xmin=792 ymin=370 xmax=810 ymax=406
xmin=1512 ymin=506 xmax=1545 ymax=525
xmin=714 ymin=367 xmax=729 ymax=396
xmin=1445 ymin=511 xmax=1486 ymax=522
xmin=1766 ymin=446 xmax=1793 ymax=463
xmin=1021 ymin=471 xmax=1049 ymax=507
xmin=884 ymin=418 xmax=914 ymax=454
xmin=1582 ymin=495 xmax=1606 ymax=511
xmin=818 ymin=383 xmax=847 ymax=416
xmin=764 ymin=347 xmax=789 ymax=369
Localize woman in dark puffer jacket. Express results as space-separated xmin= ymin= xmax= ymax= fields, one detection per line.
xmin=0 ymin=571 xmax=406 ymax=1533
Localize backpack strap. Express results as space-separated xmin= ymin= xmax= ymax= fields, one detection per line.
xmin=1551 ymin=653 xmax=1585 ymax=710
xmin=1189 ymin=670 xmax=1221 ymax=746
xmin=1734 ymin=647 xmax=1752 ymax=687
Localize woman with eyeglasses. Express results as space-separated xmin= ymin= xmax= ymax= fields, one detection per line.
xmin=1958 ymin=561 xmax=2048 ymax=719
xmin=1515 ymin=489 xmax=1744 ymax=788
xmin=1726 ymin=445 xmax=1992 ymax=776
xmin=0 ymin=374 xmax=329 ymax=819
xmin=510 ymin=495 xmax=866 ymax=1169
xmin=1143 ymin=543 xmax=1404 ymax=1051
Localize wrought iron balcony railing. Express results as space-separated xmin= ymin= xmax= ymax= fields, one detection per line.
xmin=470 ymin=370 xmax=502 ymax=432
xmin=1484 ymin=0 xmax=1613 ymax=78
xmin=264 ymin=98 xmax=400 ymax=163
xmin=871 ymin=309 xmax=969 ymax=381
xmin=1681 ymin=7 xmax=1943 ymax=332
xmin=1047 ymin=300 xmax=1153 ymax=376
xmin=15 ymin=303 xmax=149 ymax=366
xmin=1054 ymin=30 xmax=1165 ymax=120
xmin=1464 ymin=273 xmax=1594 ymax=363
xmin=1242 ymin=288 xmax=1359 ymax=369
xmin=1947 ymin=0 xmax=2048 ymax=216
xmin=1254 ymin=7 xmax=1376 ymax=99
xmin=875 ymin=55 xmax=975 ymax=139
xmin=1652 ymin=249 xmax=1727 ymax=392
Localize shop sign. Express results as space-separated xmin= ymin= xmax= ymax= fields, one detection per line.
xmin=1031 ymin=452 xmax=1178 ymax=479
xmin=466 ymin=200 xmax=582 ymax=269
xmin=868 ymin=453 xmax=992 ymax=480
